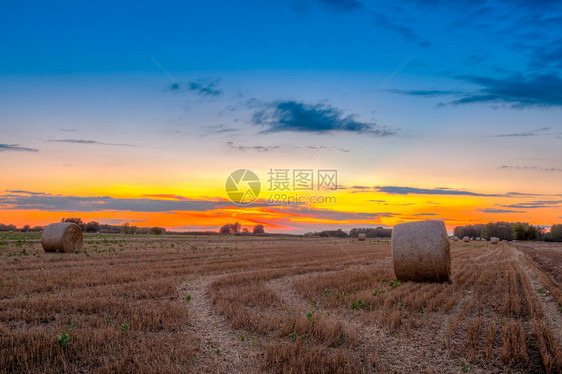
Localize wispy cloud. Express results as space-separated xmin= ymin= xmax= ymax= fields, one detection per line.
xmin=478 ymin=208 xmax=525 ymax=213
xmin=373 ymin=12 xmax=417 ymax=41
xmin=386 ymin=89 xmax=461 ymax=97
xmin=0 ymin=144 xmax=38 ymax=152
xmin=448 ymin=73 xmax=562 ymax=107
xmin=5 ymin=190 xmax=48 ymax=196
xmin=501 ymin=200 xmax=562 ymax=209
xmin=374 ymin=186 xmax=499 ymax=197
xmin=46 ymin=139 xmax=136 ymax=147
xmin=251 ymin=100 xmax=396 ymax=135
xmin=491 ymin=127 xmax=550 ymax=137
xmin=171 ymin=78 xmax=222 ymax=97
xmin=227 ymin=141 xmax=281 ymax=152
xmin=498 ymin=165 xmax=562 ymax=172
xmin=0 ymin=192 xmax=232 ymax=212
xmin=463 ymin=54 xmax=488 ymax=65
xmin=315 ymin=0 xmax=363 ymax=11
xmin=299 ymin=145 xmax=350 ymax=153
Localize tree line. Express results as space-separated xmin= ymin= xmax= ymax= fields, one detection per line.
xmin=453 ymin=221 xmax=562 ymax=242
xmin=304 ymin=227 xmax=392 ymax=238
xmin=0 ymin=218 xmax=167 ymax=235
xmin=219 ymin=223 xmax=265 ymax=234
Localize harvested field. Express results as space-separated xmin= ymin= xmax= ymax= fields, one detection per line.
xmin=0 ymin=235 xmax=560 ymax=373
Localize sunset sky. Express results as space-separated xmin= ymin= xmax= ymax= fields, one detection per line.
xmin=1 ymin=0 xmax=561 ymax=233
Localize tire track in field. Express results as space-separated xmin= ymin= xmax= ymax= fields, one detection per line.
xmin=512 ymin=246 xmax=562 ymax=345
xmin=265 ymin=269 xmax=461 ymax=373
xmin=178 ymin=277 xmax=258 ymax=374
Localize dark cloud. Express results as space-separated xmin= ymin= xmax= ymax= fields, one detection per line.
xmin=386 ymin=89 xmax=461 ymax=97
xmin=478 ymin=208 xmax=525 ymax=213
xmin=0 ymin=192 xmax=233 ymax=212
xmin=46 ymin=139 xmax=136 ymax=147
xmin=413 ymin=213 xmax=439 ymax=216
xmin=171 ymin=78 xmax=222 ymax=97
xmin=0 ymin=144 xmax=38 ymax=152
xmin=374 ymin=186 xmax=499 ymax=197
xmin=251 ymin=100 xmax=396 ymax=135
xmin=491 ymin=127 xmax=550 ymax=137
xmin=449 ymin=74 xmax=562 ymax=107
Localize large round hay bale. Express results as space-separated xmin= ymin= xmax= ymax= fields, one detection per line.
xmin=490 ymin=237 xmax=499 ymax=244
xmin=453 ymin=236 xmax=459 ymax=241
xmin=391 ymin=220 xmax=450 ymax=282
xmin=463 ymin=236 xmax=469 ymax=242
xmin=358 ymin=233 xmax=366 ymax=241
xmin=41 ymin=222 xmax=83 ymax=253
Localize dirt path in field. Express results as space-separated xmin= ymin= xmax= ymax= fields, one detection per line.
xmin=512 ymin=246 xmax=562 ymax=344
xmin=178 ymin=277 xmax=258 ymax=374
xmin=266 ymin=269 xmax=463 ymax=373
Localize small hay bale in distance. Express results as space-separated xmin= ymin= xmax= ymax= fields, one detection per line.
xmin=41 ymin=222 xmax=84 ymax=253
xmin=391 ymin=220 xmax=451 ymax=282
xmin=453 ymin=236 xmax=459 ymax=241
xmin=463 ymin=236 xmax=470 ymax=242
xmin=490 ymin=237 xmax=499 ymax=244
xmin=358 ymin=233 xmax=366 ymax=241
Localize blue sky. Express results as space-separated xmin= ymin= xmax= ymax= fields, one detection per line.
xmin=1 ymin=0 xmax=561 ymax=231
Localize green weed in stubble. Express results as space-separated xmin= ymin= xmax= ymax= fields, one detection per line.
xmin=351 ymin=298 xmax=364 ymax=310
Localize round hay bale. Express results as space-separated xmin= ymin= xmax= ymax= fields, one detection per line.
xmin=453 ymin=236 xmax=459 ymax=241
xmin=490 ymin=237 xmax=499 ymax=244
xmin=463 ymin=236 xmax=470 ymax=242
xmin=391 ymin=220 xmax=450 ymax=282
xmin=41 ymin=222 xmax=83 ymax=253
xmin=358 ymin=233 xmax=366 ymax=241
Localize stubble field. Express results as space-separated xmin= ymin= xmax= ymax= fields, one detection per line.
xmin=0 ymin=235 xmax=560 ymax=373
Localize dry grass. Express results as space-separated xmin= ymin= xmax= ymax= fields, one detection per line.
xmin=0 ymin=235 xmax=560 ymax=373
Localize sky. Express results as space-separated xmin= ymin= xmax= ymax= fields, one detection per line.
xmin=1 ymin=0 xmax=561 ymax=233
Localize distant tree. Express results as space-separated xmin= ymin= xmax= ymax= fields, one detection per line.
xmin=453 ymin=224 xmax=483 ymax=239
xmin=31 ymin=226 xmax=44 ymax=232
xmin=253 ymin=224 xmax=265 ymax=234
xmin=21 ymin=225 xmax=31 ymax=232
xmin=122 ymin=222 xmax=131 ymax=234
xmin=85 ymin=221 xmax=100 ymax=233
xmin=319 ymin=229 xmax=348 ymax=238
xmin=130 ymin=225 xmax=137 ymax=235
xmin=150 ymin=227 xmax=164 ymax=235
xmin=549 ymin=224 xmax=562 ymax=242
xmin=350 ymin=227 xmax=391 ymax=238
xmin=242 ymin=228 xmax=249 ymax=234
xmin=61 ymin=217 xmax=85 ymax=230
xmin=219 ymin=223 xmax=242 ymax=234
